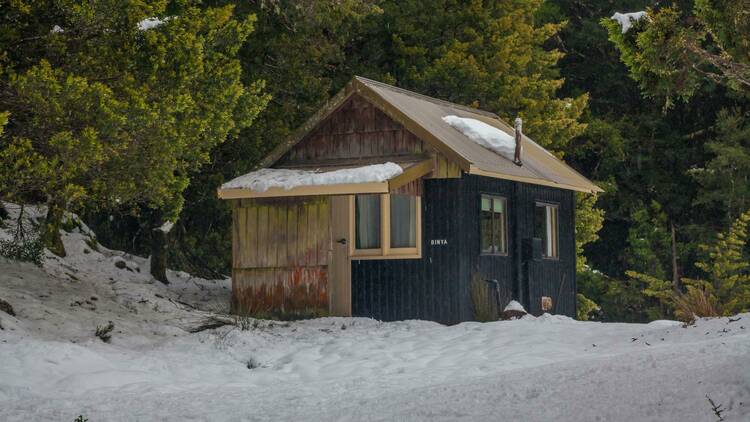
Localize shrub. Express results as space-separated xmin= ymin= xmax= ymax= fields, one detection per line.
xmin=0 ymin=235 xmax=44 ymax=266
xmin=576 ymin=293 xmax=600 ymax=320
xmin=95 ymin=321 xmax=115 ymax=343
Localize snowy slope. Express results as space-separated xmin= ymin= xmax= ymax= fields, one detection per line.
xmin=0 ymin=203 xmax=749 ymax=421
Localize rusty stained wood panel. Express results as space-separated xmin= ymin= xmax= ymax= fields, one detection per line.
xmin=231 ymin=197 xmax=331 ymax=316
xmin=277 ymin=95 xmax=429 ymax=165
xmin=232 ymin=267 xmax=328 ymax=316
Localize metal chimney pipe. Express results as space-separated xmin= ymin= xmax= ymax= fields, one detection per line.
xmin=513 ymin=117 xmax=523 ymax=166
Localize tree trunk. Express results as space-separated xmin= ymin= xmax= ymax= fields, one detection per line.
xmin=670 ymin=220 xmax=679 ymax=292
xmin=150 ymin=213 xmax=169 ymax=284
xmin=42 ymin=198 xmax=66 ymax=257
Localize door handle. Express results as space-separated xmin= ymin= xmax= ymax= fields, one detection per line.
xmin=336 ymin=238 xmax=347 ymax=245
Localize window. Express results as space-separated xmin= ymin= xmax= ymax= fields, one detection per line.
xmin=390 ymin=195 xmax=417 ymax=248
xmin=351 ymin=194 xmax=421 ymax=258
xmin=355 ymin=195 xmax=381 ymax=250
xmin=535 ymin=203 xmax=559 ymax=258
xmin=480 ymin=195 xmax=508 ymax=255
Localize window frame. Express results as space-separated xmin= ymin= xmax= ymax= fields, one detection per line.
xmin=479 ymin=194 xmax=509 ymax=256
xmin=534 ymin=201 xmax=559 ymax=260
xmin=349 ymin=194 xmax=422 ymax=260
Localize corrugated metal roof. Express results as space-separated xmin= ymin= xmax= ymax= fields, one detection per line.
xmin=255 ymin=76 xmax=601 ymax=194
xmin=355 ymin=77 xmax=602 ymax=193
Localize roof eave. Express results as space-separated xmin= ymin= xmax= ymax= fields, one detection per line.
xmin=468 ymin=165 xmax=603 ymax=194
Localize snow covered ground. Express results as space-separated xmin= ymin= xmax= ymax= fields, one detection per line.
xmin=0 ymin=203 xmax=749 ymax=421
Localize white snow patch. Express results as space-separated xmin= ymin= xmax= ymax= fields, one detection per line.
xmin=611 ymin=11 xmax=647 ymax=34
xmin=138 ymin=17 xmax=170 ymax=31
xmin=442 ymin=115 xmax=517 ymax=161
xmin=503 ymin=300 xmax=526 ymax=313
xmin=158 ymin=221 xmax=175 ymax=233
xmin=0 ymin=202 xmax=749 ymax=421
xmin=221 ymin=162 xmax=403 ymax=192
xmin=51 ymin=25 xmax=64 ymax=34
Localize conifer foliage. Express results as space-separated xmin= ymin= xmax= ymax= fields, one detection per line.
xmin=0 ymin=1 xmax=269 ymax=277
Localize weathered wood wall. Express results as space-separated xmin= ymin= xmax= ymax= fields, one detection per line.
xmin=231 ymin=197 xmax=330 ymax=317
xmin=277 ymin=94 xmax=459 ymax=177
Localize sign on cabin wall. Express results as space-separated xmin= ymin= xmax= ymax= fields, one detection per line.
xmin=541 ymin=296 xmax=553 ymax=312
xmin=430 ymin=239 xmax=448 ymax=246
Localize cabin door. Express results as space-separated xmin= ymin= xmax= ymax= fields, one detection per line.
xmin=329 ymin=195 xmax=352 ymax=315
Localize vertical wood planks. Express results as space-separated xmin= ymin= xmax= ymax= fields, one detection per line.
xmin=232 ymin=197 xmax=332 ymax=317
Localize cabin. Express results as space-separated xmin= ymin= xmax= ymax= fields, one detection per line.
xmin=218 ymin=77 xmax=601 ymax=324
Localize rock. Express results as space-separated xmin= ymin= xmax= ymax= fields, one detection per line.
xmin=114 ymin=259 xmax=127 ymax=269
xmin=0 ymin=298 xmax=15 ymax=317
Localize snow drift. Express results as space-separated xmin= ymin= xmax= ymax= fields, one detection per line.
xmin=0 ymin=202 xmax=748 ymax=421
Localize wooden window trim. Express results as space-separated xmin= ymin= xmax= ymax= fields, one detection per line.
xmin=480 ymin=194 xmax=509 ymax=256
xmin=349 ymin=194 xmax=422 ymax=260
xmin=535 ymin=201 xmax=560 ymax=260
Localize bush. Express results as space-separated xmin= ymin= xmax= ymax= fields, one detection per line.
xmin=576 ymin=293 xmax=600 ymax=320
xmin=0 ymin=235 xmax=44 ymax=266
xmin=95 ymin=321 xmax=115 ymax=343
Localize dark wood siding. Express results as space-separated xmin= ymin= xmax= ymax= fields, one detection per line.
xmin=459 ymin=175 xmax=517 ymax=311
xmin=351 ymin=178 xmax=470 ymax=324
xmin=515 ymin=183 xmax=576 ymax=316
xmin=351 ymin=175 xmax=577 ymax=323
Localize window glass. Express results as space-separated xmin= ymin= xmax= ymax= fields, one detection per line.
xmin=493 ymin=198 xmax=507 ymax=254
xmin=355 ymin=195 xmax=381 ymax=249
xmin=480 ymin=195 xmax=507 ymax=254
xmin=534 ymin=203 xmax=559 ymax=258
xmin=390 ymin=195 xmax=417 ymax=248
xmin=481 ymin=197 xmax=493 ymax=253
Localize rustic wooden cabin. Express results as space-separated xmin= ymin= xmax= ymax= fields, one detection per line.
xmin=218 ymin=76 xmax=601 ymax=324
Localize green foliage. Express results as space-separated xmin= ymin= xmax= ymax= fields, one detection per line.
xmin=575 ymin=192 xmax=604 ymax=271
xmin=691 ymin=108 xmax=750 ymax=225
xmin=0 ymin=0 xmax=269 ymax=255
xmin=629 ymin=209 xmax=750 ymax=321
xmin=624 ymin=201 xmax=672 ymax=280
xmin=352 ymin=0 xmax=587 ymax=152
xmin=577 ymin=266 xmax=659 ymax=322
xmin=603 ymin=2 xmax=750 ymax=106
xmin=692 ymin=209 xmax=750 ymax=315
xmin=576 ymin=293 xmax=600 ymax=321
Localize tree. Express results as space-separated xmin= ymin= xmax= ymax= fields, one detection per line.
xmin=691 ymin=108 xmax=750 ymax=226
xmin=629 ymin=209 xmax=750 ymax=321
xmin=0 ymin=1 xmax=269 ymax=280
xmin=167 ymin=0 xmax=379 ymax=277
xmin=350 ymin=0 xmax=587 ymax=152
xmin=603 ymin=1 xmax=750 ymax=106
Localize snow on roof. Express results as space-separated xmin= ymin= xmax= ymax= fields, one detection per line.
xmin=611 ymin=11 xmax=647 ymax=34
xmin=442 ymin=115 xmax=517 ymax=162
xmin=504 ymin=300 xmax=527 ymax=313
xmin=221 ymin=162 xmax=404 ymax=192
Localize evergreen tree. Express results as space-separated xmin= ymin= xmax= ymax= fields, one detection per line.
xmin=350 ymin=0 xmax=587 ymax=152
xmin=691 ymin=108 xmax=750 ymax=226
xmin=0 ymin=1 xmax=268 ymax=275
xmin=602 ymin=1 xmax=750 ymax=105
